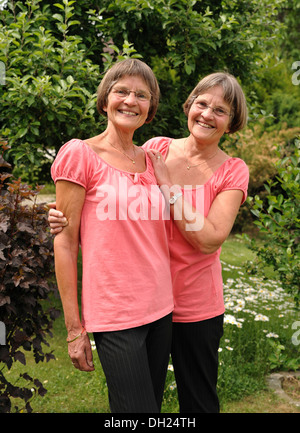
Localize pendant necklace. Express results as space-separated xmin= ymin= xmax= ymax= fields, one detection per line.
xmin=184 ymin=138 xmax=219 ymax=170
xmin=106 ymin=138 xmax=137 ymax=164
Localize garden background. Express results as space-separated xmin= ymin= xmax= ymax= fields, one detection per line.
xmin=0 ymin=0 xmax=299 ymax=413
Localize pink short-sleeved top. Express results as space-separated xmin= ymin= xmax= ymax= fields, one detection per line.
xmin=51 ymin=139 xmax=173 ymax=332
xmin=143 ymin=137 xmax=249 ymax=323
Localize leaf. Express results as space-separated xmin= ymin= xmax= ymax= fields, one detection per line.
xmin=0 ymin=295 xmax=10 ymax=307
xmin=108 ymin=44 xmax=120 ymax=53
xmin=69 ymin=20 xmax=81 ymax=26
xmin=184 ymin=63 xmax=194 ymax=75
xmin=0 ymin=220 xmax=9 ymax=233
xmin=12 ymin=274 xmax=23 ymax=287
xmin=18 ymin=128 xmax=28 ymax=138
xmin=14 ymin=351 xmax=26 ymax=365
xmin=53 ymin=13 xmax=64 ymax=23
xmin=16 ymin=222 xmax=36 ymax=234
xmin=54 ymin=3 xmax=64 ymax=10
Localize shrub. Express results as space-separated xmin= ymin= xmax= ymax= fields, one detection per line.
xmin=0 ymin=0 xmax=100 ymax=183
xmin=225 ymin=124 xmax=300 ymax=196
xmin=0 ymin=140 xmax=60 ymax=413
xmin=264 ymin=91 xmax=300 ymax=130
xmin=241 ymin=137 xmax=300 ymax=307
xmin=227 ymin=125 xmax=300 ymax=233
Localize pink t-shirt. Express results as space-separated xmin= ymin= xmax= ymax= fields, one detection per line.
xmin=143 ymin=137 xmax=249 ymax=323
xmin=51 ymin=139 xmax=173 ymax=332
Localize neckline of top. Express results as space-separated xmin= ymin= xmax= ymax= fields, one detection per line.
xmin=81 ymin=139 xmax=150 ymax=177
xmin=161 ymin=137 xmax=236 ymax=190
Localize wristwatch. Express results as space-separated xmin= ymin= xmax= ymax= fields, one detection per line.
xmin=169 ymin=192 xmax=183 ymax=205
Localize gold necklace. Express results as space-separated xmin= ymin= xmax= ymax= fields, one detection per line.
xmin=107 ymin=139 xmax=137 ymax=164
xmin=184 ymin=138 xmax=219 ymax=170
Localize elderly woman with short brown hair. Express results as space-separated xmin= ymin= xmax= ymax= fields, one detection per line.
xmin=146 ymin=72 xmax=249 ymax=412
xmin=51 ymin=59 xmax=174 ymax=413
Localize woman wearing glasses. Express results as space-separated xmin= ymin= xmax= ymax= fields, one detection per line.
xmin=51 ymin=59 xmax=174 ymax=413
xmin=145 ymin=73 xmax=249 ymax=413
xmin=50 ymin=70 xmax=249 ymax=413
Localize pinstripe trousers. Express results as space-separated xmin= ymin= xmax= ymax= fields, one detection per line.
xmin=93 ymin=313 xmax=172 ymax=413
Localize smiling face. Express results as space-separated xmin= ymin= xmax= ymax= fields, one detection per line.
xmin=103 ymin=75 xmax=151 ymax=133
xmin=187 ymin=86 xmax=232 ymax=147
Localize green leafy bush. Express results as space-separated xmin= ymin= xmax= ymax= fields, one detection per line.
xmin=242 ymin=137 xmax=300 ymax=307
xmin=0 ymin=140 xmax=60 ymax=413
xmin=264 ymin=91 xmax=300 ymax=130
xmin=0 ymin=0 xmax=100 ymax=183
xmin=1 ymin=0 xmax=288 ymax=184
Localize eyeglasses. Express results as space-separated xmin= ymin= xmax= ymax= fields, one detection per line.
xmin=193 ymin=99 xmax=232 ymax=117
xmin=111 ymin=87 xmax=151 ymax=102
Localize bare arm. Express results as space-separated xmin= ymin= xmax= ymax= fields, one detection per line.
xmin=53 ymin=180 xmax=94 ymax=371
xmin=148 ymin=150 xmax=243 ymax=254
xmin=171 ymin=188 xmax=243 ymax=254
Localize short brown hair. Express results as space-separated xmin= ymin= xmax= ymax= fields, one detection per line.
xmin=183 ymin=72 xmax=248 ymax=133
xmin=97 ymin=59 xmax=160 ymax=124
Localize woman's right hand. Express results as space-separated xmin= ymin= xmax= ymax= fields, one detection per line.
xmin=48 ymin=202 xmax=68 ymax=234
xmin=67 ymin=329 xmax=95 ymax=372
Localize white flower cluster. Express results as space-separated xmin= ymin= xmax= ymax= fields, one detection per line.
xmin=220 ymin=261 xmax=296 ymax=353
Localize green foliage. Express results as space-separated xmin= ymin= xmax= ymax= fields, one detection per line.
xmin=267 ymin=339 xmax=300 ymax=371
xmin=101 ymin=40 xmax=143 ymax=72
xmin=264 ymin=90 xmax=300 ymax=130
xmin=0 ymin=139 xmax=60 ymax=413
xmin=244 ymin=0 xmax=300 ymax=131
xmin=100 ymin=0 xmax=285 ymax=78
xmin=97 ymin=0 xmax=287 ymax=141
xmin=217 ymin=250 xmax=300 ymax=403
xmin=0 ymin=0 xmax=100 ymax=182
xmin=248 ymin=57 xmax=300 ymax=131
xmin=279 ymin=0 xmax=300 ymax=60
xmin=0 ymin=0 xmax=289 ymax=183
xmin=242 ymin=137 xmax=300 ymax=306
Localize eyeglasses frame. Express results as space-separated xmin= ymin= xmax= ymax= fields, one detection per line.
xmin=191 ymin=95 xmax=233 ymax=117
xmin=111 ymin=86 xmax=152 ymax=102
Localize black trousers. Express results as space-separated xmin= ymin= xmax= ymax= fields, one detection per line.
xmin=171 ymin=314 xmax=224 ymax=413
xmin=93 ymin=313 xmax=172 ymax=413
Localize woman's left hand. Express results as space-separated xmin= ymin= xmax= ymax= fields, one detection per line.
xmin=147 ymin=150 xmax=172 ymax=187
xmin=47 ymin=202 xmax=68 ymax=234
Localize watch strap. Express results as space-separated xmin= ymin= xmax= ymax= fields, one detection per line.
xmin=169 ymin=191 xmax=183 ymax=204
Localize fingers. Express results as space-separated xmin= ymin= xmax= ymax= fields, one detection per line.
xmin=147 ymin=150 xmax=172 ymax=187
xmin=147 ymin=150 xmax=163 ymax=162
xmin=86 ymin=342 xmax=94 ymax=370
xmin=48 ymin=208 xmax=64 ymax=218
xmin=48 ymin=207 xmax=68 ymax=234
xmin=68 ymin=334 xmax=95 ymax=372
xmin=49 ymin=221 xmax=67 ymax=234
xmin=50 ymin=226 xmax=63 ymax=235
xmin=48 ymin=216 xmax=68 ymax=226
xmin=47 ymin=202 xmax=57 ymax=209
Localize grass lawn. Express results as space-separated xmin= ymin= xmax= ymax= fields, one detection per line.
xmin=3 ymin=236 xmax=300 ymax=413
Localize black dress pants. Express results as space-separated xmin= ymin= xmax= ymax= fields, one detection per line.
xmin=171 ymin=314 xmax=224 ymax=413
xmin=93 ymin=313 xmax=172 ymax=413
